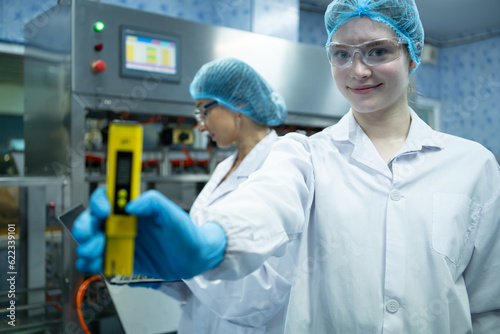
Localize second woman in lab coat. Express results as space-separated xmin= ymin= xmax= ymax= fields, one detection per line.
xmin=160 ymin=57 xmax=297 ymax=333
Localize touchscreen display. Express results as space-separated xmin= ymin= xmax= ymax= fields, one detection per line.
xmin=125 ymin=34 xmax=178 ymax=75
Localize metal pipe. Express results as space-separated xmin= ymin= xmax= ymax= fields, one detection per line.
xmin=0 ymin=300 xmax=62 ymax=314
xmin=0 ymin=176 xmax=68 ymax=187
xmin=0 ymin=286 xmax=62 ymax=295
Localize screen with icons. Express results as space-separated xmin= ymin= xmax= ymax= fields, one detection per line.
xmin=125 ymin=34 xmax=177 ymax=75
xmin=121 ymin=27 xmax=181 ymax=82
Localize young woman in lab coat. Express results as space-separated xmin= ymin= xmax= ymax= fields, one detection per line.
xmin=74 ymin=0 xmax=500 ymax=333
xmin=159 ymin=57 xmax=297 ymax=333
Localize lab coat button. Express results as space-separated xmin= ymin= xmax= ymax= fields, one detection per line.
xmin=386 ymin=300 xmax=399 ymax=313
xmin=390 ymin=189 xmax=402 ymax=201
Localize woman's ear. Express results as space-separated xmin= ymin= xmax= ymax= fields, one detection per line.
xmin=409 ymin=60 xmax=417 ymax=72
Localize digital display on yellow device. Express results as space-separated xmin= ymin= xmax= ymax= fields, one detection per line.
xmin=114 ymin=151 xmax=132 ymax=215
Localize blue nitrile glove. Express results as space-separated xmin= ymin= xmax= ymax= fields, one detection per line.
xmin=126 ymin=190 xmax=227 ymax=281
xmin=72 ymin=187 xmax=227 ymax=281
xmin=72 ymin=186 xmax=109 ymax=274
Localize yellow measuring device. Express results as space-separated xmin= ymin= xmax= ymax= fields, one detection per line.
xmin=104 ymin=122 xmax=143 ymax=277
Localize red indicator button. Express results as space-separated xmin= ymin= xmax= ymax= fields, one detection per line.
xmin=95 ymin=43 xmax=103 ymax=51
xmin=91 ymin=60 xmax=107 ymax=73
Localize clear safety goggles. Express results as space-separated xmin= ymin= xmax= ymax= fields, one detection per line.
xmin=193 ymin=100 xmax=218 ymax=127
xmin=325 ymin=37 xmax=407 ymax=68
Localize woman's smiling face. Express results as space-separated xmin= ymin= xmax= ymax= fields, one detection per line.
xmin=330 ymin=16 xmax=416 ymax=116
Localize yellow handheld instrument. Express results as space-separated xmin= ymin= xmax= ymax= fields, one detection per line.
xmin=104 ymin=122 xmax=143 ymax=276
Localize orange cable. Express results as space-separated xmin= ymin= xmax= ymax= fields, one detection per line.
xmin=76 ymin=275 xmax=103 ymax=334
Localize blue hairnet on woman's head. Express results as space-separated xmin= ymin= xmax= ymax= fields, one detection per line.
xmin=189 ymin=57 xmax=287 ymax=126
xmin=324 ymin=0 xmax=424 ymax=74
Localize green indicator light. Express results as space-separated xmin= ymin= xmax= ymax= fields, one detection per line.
xmin=94 ymin=22 xmax=105 ymax=31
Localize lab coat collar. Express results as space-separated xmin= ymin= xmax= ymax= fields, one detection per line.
xmin=206 ymin=130 xmax=278 ymax=204
xmin=191 ymin=130 xmax=278 ymax=212
xmin=402 ymin=108 xmax=445 ymax=152
xmin=213 ymin=130 xmax=278 ymax=180
xmin=330 ymin=108 xmax=444 ymax=152
xmin=231 ymin=129 xmax=278 ymax=178
xmin=327 ymin=108 xmax=444 ymax=178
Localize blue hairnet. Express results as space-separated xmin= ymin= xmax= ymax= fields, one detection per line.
xmin=189 ymin=57 xmax=287 ymax=126
xmin=324 ymin=0 xmax=424 ymax=74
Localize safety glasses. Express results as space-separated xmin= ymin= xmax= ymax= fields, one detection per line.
xmin=325 ymin=37 xmax=407 ymax=68
xmin=193 ymin=100 xmax=218 ymax=127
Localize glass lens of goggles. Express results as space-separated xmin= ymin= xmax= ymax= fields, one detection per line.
xmin=326 ymin=37 xmax=407 ymax=68
xmin=193 ymin=100 xmax=218 ymax=126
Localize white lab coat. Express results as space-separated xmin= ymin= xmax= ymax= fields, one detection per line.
xmin=160 ymin=130 xmax=298 ymax=334
xmin=199 ymin=110 xmax=500 ymax=334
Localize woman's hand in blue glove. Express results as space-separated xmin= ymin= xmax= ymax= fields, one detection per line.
xmin=127 ymin=190 xmax=227 ymax=281
xmin=72 ymin=186 xmax=109 ymax=274
xmin=72 ymin=187 xmax=227 ymax=281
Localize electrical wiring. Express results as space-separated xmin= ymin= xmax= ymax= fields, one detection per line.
xmin=76 ymin=275 xmax=103 ymax=334
xmin=139 ymin=114 xmax=162 ymax=124
xmin=117 ymin=112 xmax=162 ymax=124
